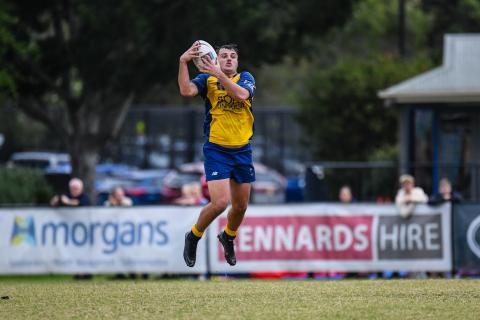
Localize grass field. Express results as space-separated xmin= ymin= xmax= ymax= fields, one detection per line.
xmin=1 ymin=277 xmax=479 ymax=319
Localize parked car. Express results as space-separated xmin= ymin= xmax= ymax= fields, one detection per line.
xmin=9 ymin=152 xmax=70 ymax=169
xmin=160 ymin=163 xmax=205 ymax=204
xmin=250 ymin=163 xmax=286 ymax=204
xmin=95 ymin=176 xmax=136 ymax=204
xmin=161 ymin=161 xmax=287 ymax=204
xmin=96 ymin=169 xmax=169 ymax=205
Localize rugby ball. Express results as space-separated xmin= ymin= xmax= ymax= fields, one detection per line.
xmin=193 ymin=40 xmax=217 ymax=70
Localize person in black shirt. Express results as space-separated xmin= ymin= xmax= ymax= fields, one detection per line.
xmin=429 ymin=178 xmax=463 ymax=204
xmin=50 ymin=178 xmax=90 ymax=207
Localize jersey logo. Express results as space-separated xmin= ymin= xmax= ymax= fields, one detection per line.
xmin=217 ymin=95 xmax=244 ymax=113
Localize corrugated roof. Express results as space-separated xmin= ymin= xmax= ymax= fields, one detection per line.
xmin=378 ymin=34 xmax=480 ymax=103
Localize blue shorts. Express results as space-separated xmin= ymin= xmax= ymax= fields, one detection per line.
xmin=203 ymin=141 xmax=255 ymax=183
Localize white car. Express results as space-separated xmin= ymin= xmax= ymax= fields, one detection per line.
xmin=8 ymin=152 xmax=70 ymax=169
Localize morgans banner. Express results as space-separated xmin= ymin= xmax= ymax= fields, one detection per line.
xmin=208 ymin=203 xmax=452 ymax=272
xmin=0 ymin=207 xmax=207 ymax=274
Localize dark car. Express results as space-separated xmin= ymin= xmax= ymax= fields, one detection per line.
xmin=163 ymin=162 xmax=286 ymax=204
xmin=250 ymin=163 xmax=286 ymax=204
xmin=96 ymin=169 xmax=169 ymax=205
xmin=160 ymin=163 xmax=205 ymax=204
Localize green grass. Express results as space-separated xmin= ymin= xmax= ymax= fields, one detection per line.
xmin=1 ymin=278 xmax=479 ymax=319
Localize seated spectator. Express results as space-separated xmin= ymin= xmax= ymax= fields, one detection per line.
xmin=429 ymin=178 xmax=463 ymax=204
xmin=50 ymin=177 xmax=90 ymax=207
xmin=104 ymin=187 xmax=133 ymax=207
xmin=174 ymin=182 xmax=208 ymax=206
xmin=395 ymin=174 xmax=428 ymax=218
xmin=339 ymin=185 xmax=355 ymax=203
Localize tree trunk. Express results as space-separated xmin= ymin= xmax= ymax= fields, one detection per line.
xmin=69 ymin=141 xmax=99 ymax=205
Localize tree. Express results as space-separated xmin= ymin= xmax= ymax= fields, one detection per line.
xmin=298 ymin=53 xmax=432 ymax=161
xmin=423 ymin=0 xmax=480 ymax=61
xmin=1 ymin=0 xmax=358 ymax=199
xmin=296 ymin=0 xmax=434 ymax=161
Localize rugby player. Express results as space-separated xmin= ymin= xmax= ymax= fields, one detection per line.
xmin=178 ymin=41 xmax=256 ymax=266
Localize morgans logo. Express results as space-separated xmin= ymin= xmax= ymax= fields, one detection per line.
xmin=10 ymin=216 xmax=169 ymax=254
xmin=11 ymin=216 xmax=36 ymax=246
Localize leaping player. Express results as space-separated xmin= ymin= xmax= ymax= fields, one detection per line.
xmin=178 ymin=41 xmax=256 ymax=267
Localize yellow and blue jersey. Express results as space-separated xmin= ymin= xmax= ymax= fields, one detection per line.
xmin=192 ymin=72 xmax=256 ymax=146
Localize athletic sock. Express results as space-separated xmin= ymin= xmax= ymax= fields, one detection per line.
xmin=224 ymin=225 xmax=237 ymax=240
xmin=190 ymin=224 xmax=203 ymax=241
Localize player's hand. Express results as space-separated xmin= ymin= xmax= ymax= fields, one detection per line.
xmin=180 ymin=41 xmax=201 ymax=63
xmin=199 ymin=55 xmax=222 ymax=78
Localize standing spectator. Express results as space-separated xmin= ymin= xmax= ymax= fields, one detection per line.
xmin=50 ymin=177 xmax=91 ymax=207
xmin=429 ymin=178 xmax=462 ymax=278
xmin=104 ymin=186 xmax=140 ymax=280
xmin=50 ymin=177 xmax=91 ymax=280
xmin=430 ymin=178 xmax=463 ymax=204
xmin=394 ymin=174 xmax=428 ymax=279
xmin=104 ymin=186 xmax=133 ymax=207
xmin=339 ymin=185 xmax=355 ymax=203
xmin=395 ymin=174 xmax=428 ymax=218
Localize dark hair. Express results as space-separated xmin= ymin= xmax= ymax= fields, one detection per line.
xmin=216 ymin=44 xmax=239 ymax=55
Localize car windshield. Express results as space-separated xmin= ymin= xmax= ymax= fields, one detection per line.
xmin=255 ymin=172 xmax=280 ymax=184
xmin=13 ymin=159 xmax=50 ymax=169
xmin=166 ymin=172 xmax=201 ymax=188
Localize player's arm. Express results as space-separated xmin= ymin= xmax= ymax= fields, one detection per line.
xmin=178 ymin=42 xmax=200 ymax=97
xmin=216 ymin=72 xmax=250 ymax=101
xmin=200 ymin=57 xmax=251 ymax=102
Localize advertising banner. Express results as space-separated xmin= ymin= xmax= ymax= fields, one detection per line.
xmin=0 ymin=207 xmax=207 ymax=274
xmin=208 ymin=203 xmax=452 ymax=273
xmin=453 ymin=204 xmax=480 ymax=273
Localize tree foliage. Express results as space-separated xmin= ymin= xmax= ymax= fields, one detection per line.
xmin=298 ymin=53 xmax=432 ymax=161
xmin=296 ymin=0 xmax=434 ymax=161
xmin=0 ymin=0 xmax=357 ymax=197
xmin=0 ymin=166 xmax=54 ymax=204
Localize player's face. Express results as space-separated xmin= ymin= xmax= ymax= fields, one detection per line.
xmin=218 ymin=48 xmax=238 ymax=75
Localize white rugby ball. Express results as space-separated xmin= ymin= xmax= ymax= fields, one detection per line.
xmin=193 ymin=40 xmax=217 ymax=70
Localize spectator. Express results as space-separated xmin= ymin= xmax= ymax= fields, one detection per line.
xmin=339 ymin=185 xmax=354 ymax=203
xmin=329 ymin=185 xmax=355 ymax=279
xmin=50 ymin=177 xmax=90 ymax=207
xmin=50 ymin=177 xmax=91 ymax=280
xmin=103 ymin=186 xmax=141 ymax=280
xmin=430 ymin=178 xmax=463 ymax=204
xmin=104 ymin=187 xmax=133 ymax=207
xmin=395 ymin=174 xmax=428 ymax=218
xmin=174 ymin=182 xmax=208 ymax=206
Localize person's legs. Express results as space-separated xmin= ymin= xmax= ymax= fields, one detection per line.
xmin=195 ymin=179 xmax=231 ymax=231
xmin=183 ymin=179 xmax=230 ymax=267
xmin=218 ymin=180 xmax=251 ymax=266
xmin=226 ymin=179 xmax=251 ymax=232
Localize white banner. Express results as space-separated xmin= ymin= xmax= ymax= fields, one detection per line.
xmin=207 ymin=203 xmax=452 ymax=273
xmin=0 ymin=207 xmax=207 ymax=274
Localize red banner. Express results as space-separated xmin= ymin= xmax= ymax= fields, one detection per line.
xmin=218 ymin=216 xmax=373 ymax=260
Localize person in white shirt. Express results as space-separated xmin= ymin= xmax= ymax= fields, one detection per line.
xmin=395 ymin=174 xmax=428 ymax=218
xmin=104 ymin=187 xmax=133 ymax=207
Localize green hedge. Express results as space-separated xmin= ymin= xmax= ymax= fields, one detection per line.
xmin=0 ymin=166 xmax=54 ymax=205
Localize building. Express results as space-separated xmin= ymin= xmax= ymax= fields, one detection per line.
xmin=379 ymin=34 xmax=480 ymax=201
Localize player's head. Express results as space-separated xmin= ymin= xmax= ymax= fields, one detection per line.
xmin=216 ymin=44 xmax=239 ymax=75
